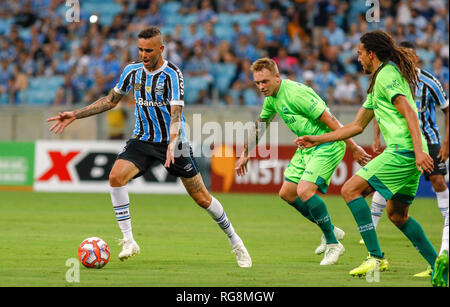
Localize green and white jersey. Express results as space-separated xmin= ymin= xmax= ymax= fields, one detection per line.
xmin=260 ymin=79 xmax=330 ymax=137
xmin=362 ymin=63 xmax=427 ymax=154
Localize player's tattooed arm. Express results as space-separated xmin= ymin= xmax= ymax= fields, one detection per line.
xmin=74 ymin=89 xmax=124 ymax=119
xmin=47 ymin=89 xmax=124 ymax=134
xmin=244 ymin=115 xmax=275 ymax=156
xmin=164 ymin=105 xmax=183 ymax=168
xmin=168 ymin=105 xmax=183 ymax=141
xmin=236 ymin=115 xmax=274 ymax=176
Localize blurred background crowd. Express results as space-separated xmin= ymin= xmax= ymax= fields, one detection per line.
xmin=0 ymin=0 xmax=448 ymax=109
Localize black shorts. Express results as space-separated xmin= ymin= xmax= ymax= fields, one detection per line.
xmin=424 ymin=143 xmax=448 ymax=180
xmin=117 ymin=139 xmax=199 ymax=179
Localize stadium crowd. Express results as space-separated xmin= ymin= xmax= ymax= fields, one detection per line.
xmin=0 ymin=0 xmax=448 ymax=107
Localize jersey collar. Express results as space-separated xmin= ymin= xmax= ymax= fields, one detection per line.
xmin=143 ymin=60 xmax=168 ymax=75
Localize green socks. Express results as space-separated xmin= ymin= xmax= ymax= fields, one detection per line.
xmin=305 ymin=195 xmax=338 ymax=244
xmin=398 ymin=217 xmax=438 ymax=267
xmin=289 ymin=196 xmax=338 ymax=244
xmin=289 ymin=197 xmax=316 ymax=224
xmin=347 ymin=197 xmax=384 ymax=258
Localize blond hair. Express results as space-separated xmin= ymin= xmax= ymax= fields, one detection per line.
xmin=250 ymin=57 xmax=279 ymax=75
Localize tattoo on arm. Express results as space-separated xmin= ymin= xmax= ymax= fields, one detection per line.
xmin=245 ymin=116 xmax=273 ymax=154
xmin=74 ymin=89 xmax=123 ymax=119
xmin=169 ymin=105 xmax=183 ymax=142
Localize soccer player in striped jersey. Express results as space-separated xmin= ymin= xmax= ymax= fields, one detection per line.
xmin=47 ymin=27 xmax=252 ymax=268
xmin=368 ymin=41 xmax=448 ymax=281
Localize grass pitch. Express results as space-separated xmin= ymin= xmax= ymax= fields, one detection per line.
xmin=0 ymin=191 xmax=444 ymax=287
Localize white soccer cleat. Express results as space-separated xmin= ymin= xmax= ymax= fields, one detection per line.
xmin=315 ymin=226 xmax=345 ymax=255
xmin=320 ymin=242 xmax=345 ymax=265
xmin=232 ymin=242 xmax=252 ymax=268
xmin=118 ymin=238 xmax=140 ymax=261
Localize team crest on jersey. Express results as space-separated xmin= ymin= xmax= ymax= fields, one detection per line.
xmin=155 ymin=85 xmax=164 ymax=96
xmin=134 ymin=83 xmax=141 ymax=91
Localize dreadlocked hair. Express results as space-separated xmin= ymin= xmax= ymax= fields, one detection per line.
xmin=360 ymin=30 xmax=418 ymax=97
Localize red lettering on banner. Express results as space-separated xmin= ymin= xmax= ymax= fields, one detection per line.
xmin=211 ymin=145 xmax=379 ymax=195
xmin=38 ymin=151 xmax=80 ymax=181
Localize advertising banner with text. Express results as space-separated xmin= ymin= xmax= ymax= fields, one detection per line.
xmin=0 ymin=142 xmax=35 ymax=189
xmin=210 ymin=144 xmax=446 ymax=197
xmin=34 ymin=140 xmax=185 ymax=193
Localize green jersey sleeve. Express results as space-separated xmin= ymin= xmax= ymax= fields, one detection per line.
xmin=362 ymin=92 xmax=374 ymax=109
xmin=377 ymin=67 xmax=411 ymax=104
xmin=290 ymin=84 xmax=327 ymax=120
xmin=260 ymin=98 xmax=276 ymax=120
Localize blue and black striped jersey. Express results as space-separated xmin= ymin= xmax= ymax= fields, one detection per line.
xmin=114 ymin=60 xmax=187 ymax=143
xmin=416 ymin=69 xmax=449 ymax=145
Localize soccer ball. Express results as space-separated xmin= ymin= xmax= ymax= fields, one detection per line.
xmin=78 ymin=237 xmax=111 ymax=269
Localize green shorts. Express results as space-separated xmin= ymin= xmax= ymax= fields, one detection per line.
xmin=356 ymin=150 xmax=421 ymax=205
xmin=284 ymin=141 xmax=346 ymax=194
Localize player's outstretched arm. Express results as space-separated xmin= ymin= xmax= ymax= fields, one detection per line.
xmin=47 ymin=89 xmax=124 ymax=134
xmin=316 ymin=110 xmax=372 ymax=166
xmin=296 ymin=107 xmax=374 ymax=149
xmin=235 ymin=115 xmax=274 ymax=176
xmin=393 ymin=95 xmax=434 ymax=173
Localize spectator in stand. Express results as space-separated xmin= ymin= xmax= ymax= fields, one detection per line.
xmin=322 ymin=19 xmax=346 ymax=47
xmin=273 ymin=46 xmax=300 ymax=76
xmin=313 ymin=62 xmax=337 ymax=101
xmin=54 ymin=74 xmax=77 ymax=106
xmin=334 ymin=74 xmax=359 ymax=105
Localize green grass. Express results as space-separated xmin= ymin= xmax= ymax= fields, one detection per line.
xmin=0 ymin=191 xmax=444 ymax=287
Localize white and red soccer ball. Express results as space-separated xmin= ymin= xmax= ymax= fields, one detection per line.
xmin=78 ymin=237 xmax=110 ymax=269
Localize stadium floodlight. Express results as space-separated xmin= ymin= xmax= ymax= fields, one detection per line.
xmin=89 ymin=14 xmax=98 ymax=24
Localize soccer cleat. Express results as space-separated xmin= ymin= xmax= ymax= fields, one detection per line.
xmin=413 ymin=265 xmax=432 ymax=278
xmin=118 ymin=238 xmax=140 ymax=261
xmin=431 ymin=250 xmax=449 ymax=287
xmin=232 ymin=242 xmax=252 ymax=268
xmin=349 ymin=254 xmax=388 ymax=277
xmin=315 ymin=226 xmax=345 ymax=255
xmin=320 ymin=242 xmax=345 ymax=265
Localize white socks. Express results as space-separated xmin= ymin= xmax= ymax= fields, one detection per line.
xmin=109 ymin=187 xmax=241 ymax=247
xmin=110 ymin=185 xmax=134 ymax=241
xmin=440 ymin=208 xmax=449 ymax=255
xmin=436 ymin=189 xmax=449 ymax=220
xmin=206 ymin=196 xmax=242 ymax=247
xmin=370 ymin=191 xmax=387 ymax=229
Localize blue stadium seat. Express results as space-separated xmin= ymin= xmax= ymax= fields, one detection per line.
xmin=0 ymin=93 xmax=9 ymax=105
xmin=25 ymin=76 xmax=64 ymax=105
xmin=160 ymin=2 xmax=181 ymax=16
xmin=184 ymin=75 xmax=210 ymax=104
xmin=211 ymin=63 xmax=237 ymax=95
xmin=242 ymin=89 xmax=260 ymax=106
xmin=214 ymin=24 xmax=233 ymax=42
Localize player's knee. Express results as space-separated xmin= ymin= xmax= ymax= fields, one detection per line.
xmin=387 ymin=211 xmax=408 ymax=227
xmin=297 ymin=189 xmax=315 ymax=202
xmin=279 ymin=189 xmax=295 ymax=203
xmin=340 ymin=182 xmax=354 ymax=202
xmin=430 ymin=175 xmax=447 ymax=192
xmin=192 ymin=191 xmax=212 ymax=209
xmin=109 ymin=171 xmax=127 ymax=187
